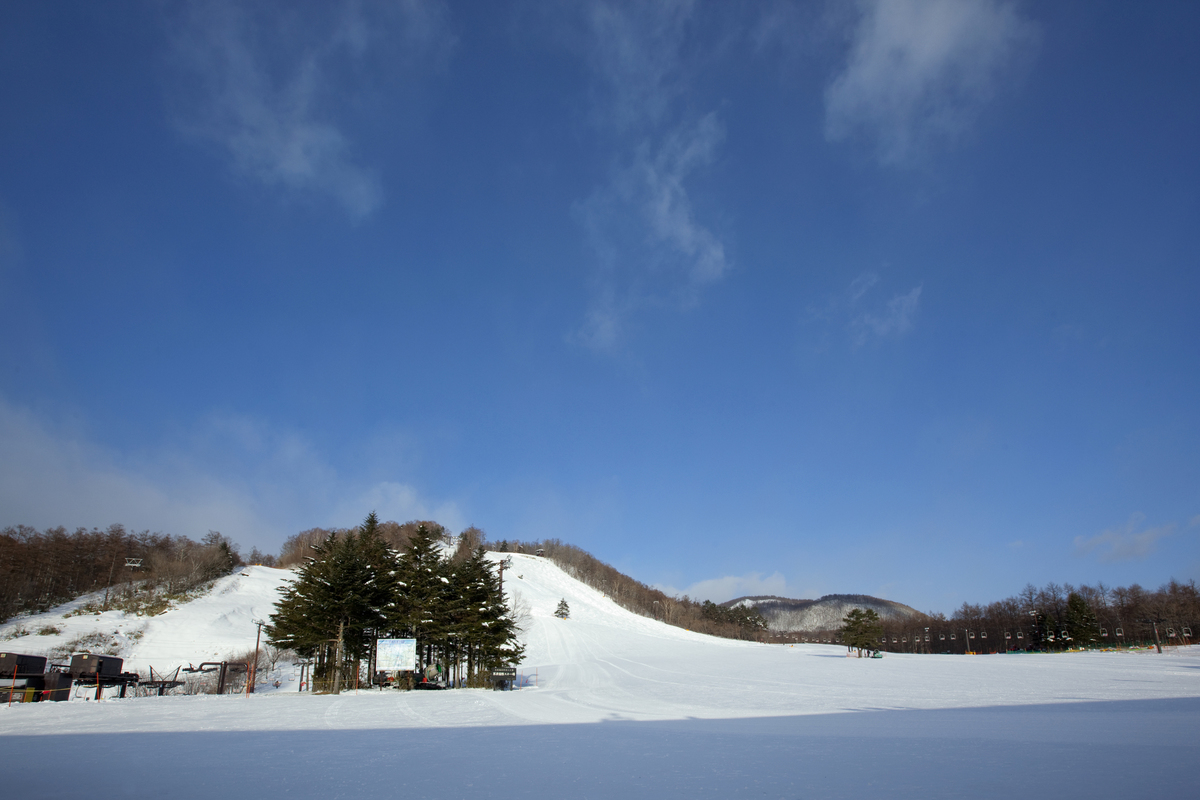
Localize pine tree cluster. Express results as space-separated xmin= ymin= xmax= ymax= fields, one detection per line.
xmin=268 ymin=513 xmax=524 ymax=692
xmin=700 ymin=599 xmax=767 ymax=632
xmin=839 ymin=608 xmax=884 ymax=657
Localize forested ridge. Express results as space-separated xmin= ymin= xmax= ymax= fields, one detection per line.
xmin=5 ymin=521 xmax=1198 ymax=656
xmin=0 ymin=524 xmax=242 ymax=623
xmin=841 ymin=579 xmax=1200 ymax=654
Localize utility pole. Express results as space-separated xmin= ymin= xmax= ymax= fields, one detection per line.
xmin=497 ymin=556 xmax=513 ymax=597
xmin=1138 ymin=617 xmax=1164 ymax=654
xmin=124 ymin=558 xmax=142 ymax=604
xmin=102 ymin=555 xmax=118 ymax=611
xmin=248 ymin=619 xmax=265 ymax=694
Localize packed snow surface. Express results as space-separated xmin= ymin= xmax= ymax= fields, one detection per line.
xmin=3 ymin=551 xmax=1198 ymax=798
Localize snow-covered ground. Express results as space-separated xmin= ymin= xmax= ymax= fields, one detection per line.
xmin=3 ymin=551 xmax=1198 ymax=798
xmin=0 ymin=565 xmax=299 ymax=682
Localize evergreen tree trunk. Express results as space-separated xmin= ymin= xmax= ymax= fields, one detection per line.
xmin=333 ymin=620 xmax=345 ymax=694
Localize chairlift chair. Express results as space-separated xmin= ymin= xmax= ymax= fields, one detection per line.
xmin=1061 ymin=631 xmax=1070 ymax=639
xmin=1101 ymin=628 xmax=1108 ymax=637
xmin=1115 ymin=628 xmax=1123 ymax=637
xmin=950 ymin=633 xmax=955 ymax=640
xmin=901 ymin=636 xmax=907 ymax=643
xmin=1168 ymin=628 xmax=1177 ymax=638
xmin=1184 ymin=627 xmax=1193 ymax=637
xmin=980 ymin=631 xmax=987 ymax=639
xmin=1016 ymin=631 xmax=1023 ymax=639
xmin=924 ymin=634 xmax=930 ymax=642
xmin=969 ymin=631 xmax=975 ymax=639
xmin=939 ymin=633 xmax=945 ymax=641
xmin=1005 ymin=632 xmax=1011 ymax=639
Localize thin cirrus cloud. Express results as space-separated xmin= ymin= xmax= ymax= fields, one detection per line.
xmin=853 ymin=284 xmax=923 ymax=343
xmin=166 ymin=0 xmax=453 ymax=221
xmin=581 ymin=0 xmax=694 ymax=132
xmin=811 ymin=271 xmax=923 ymax=345
xmin=575 ymin=113 xmax=728 ymax=350
xmin=1074 ymin=513 xmax=1178 ymax=563
xmin=824 ymin=0 xmax=1040 ymax=165
xmin=330 ymin=481 xmax=465 ymax=536
xmin=566 ymin=1 xmax=730 ymax=351
xmin=656 ymin=571 xmax=795 ymax=604
xmin=0 ymin=394 xmax=459 ymax=552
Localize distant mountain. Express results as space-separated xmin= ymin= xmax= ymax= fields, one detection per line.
xmin=722 ymin=594 xmax=922 ymax=632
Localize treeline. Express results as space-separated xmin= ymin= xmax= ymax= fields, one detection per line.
xmin=275 ymin=520 xmax=464 ymax=568
xmin=0 ymin=524 xmax=241 ymax=623
xmin=805 ymin=579 xmax=1200 ymax=654
xmin=489 ymin=537 xmax=768 ymax=640
xmin=269 ymin=514 xmax=521 ymax=693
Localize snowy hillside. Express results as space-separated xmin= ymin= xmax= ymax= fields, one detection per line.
xmin=729 ymin=593 xmax=922 ymax=632
xmin=0 ymin=567 xmax=294 ymax=677
xmin=4 ymin=550 xmax=1200 ymax=799
xmin=2 ymin=551 xmax=1197 ymax=719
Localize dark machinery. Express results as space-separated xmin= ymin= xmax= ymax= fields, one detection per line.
xmin=182 ymin=661 xmax=249 ymax=694
xmin=69 ymin=653 xmax=141 ymax=699
xmin=139 ymin=666 xmax=185 ymax=696
xmin=1 ymin=652 xmax=49 ymax=703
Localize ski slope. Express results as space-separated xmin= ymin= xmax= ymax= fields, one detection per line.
xmin=0 ymin=566 xmax=297 ymax=677
xmin=3 ymin=550 xmax=1199 ymax=798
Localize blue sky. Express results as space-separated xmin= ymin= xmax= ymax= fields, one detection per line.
xmin=1 ymin=1 xmax=1197 ymax=613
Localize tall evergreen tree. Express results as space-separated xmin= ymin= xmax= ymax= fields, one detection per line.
xmin=475 ymin=552 xmax=525 ymax=673
xmin=269 ymin=512 xmax=397 ymax=691
xmin=840 ymin=608 xmax=883 ymax=657
xmin=391 ymin=524 xmax=450 ymax=670
xmin=1065 ymin=592 xmax=1099 ymax=647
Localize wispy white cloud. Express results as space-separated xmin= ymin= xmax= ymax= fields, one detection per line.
xmin=0 ymin=395 xmax=460 ymax=553
xmin=565 ymin=1 xmax=729 ymax=350
xmin=825 ymin=0 xmax=1039 ymax=165
xmin=847 ymin=271 xmax=879 ymax=302
xmin=656 ymin=571 xmax=794 ymax=604
xmin=853 ymin=284 xmax=922 ymax=342
xmin=331 ymin=481 xmax=464 ymax=535
xmin=1074 ymin=513 xmax=1177 ymax=563
xmin=810 ymin=271 xmax=922 ymax=345
xmin=582 ymin=0 xmax=695 ymax=133
xmin=168 ymin=0 xmax=452 ymax=220
xmin=575 ymin=113 xmax=728 ymax=350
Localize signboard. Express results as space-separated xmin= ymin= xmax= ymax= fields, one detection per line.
xmin=376 ymin=639 xmax=417 ymax=671
xmin=490 ymin=667 xmax=516 ymax=679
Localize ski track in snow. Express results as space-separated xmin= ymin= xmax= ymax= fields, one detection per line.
xmin=2 ymin=552 xmax=1199 ymax=797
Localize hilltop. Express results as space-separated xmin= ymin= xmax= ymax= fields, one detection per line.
xmin=724 ymin=593 xmax=922 ymax=632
